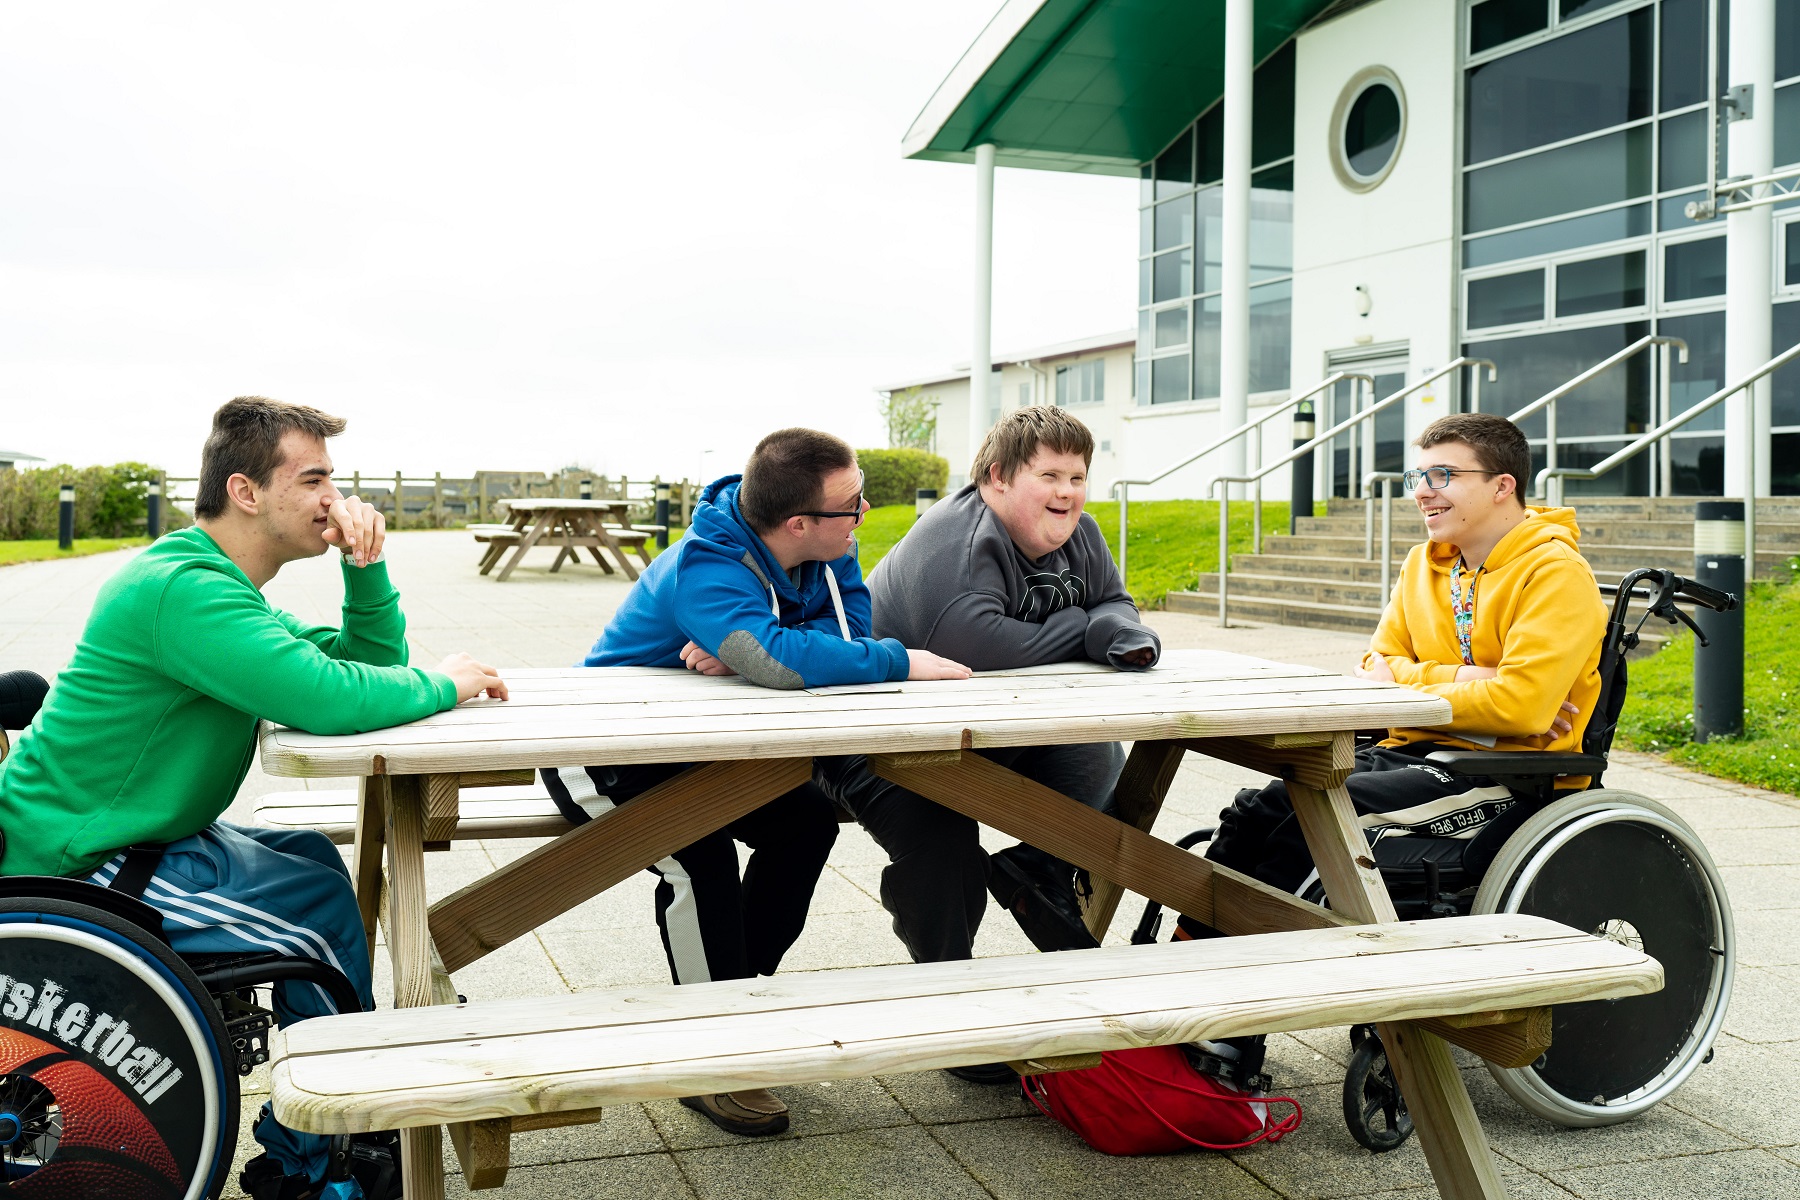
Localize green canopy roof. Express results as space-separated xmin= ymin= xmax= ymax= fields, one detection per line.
xmin=902 ymin=0 xmax=1336 ymax=177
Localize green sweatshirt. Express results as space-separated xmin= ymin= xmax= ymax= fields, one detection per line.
xmin=0 ymin=527 xmax=457 ymax=877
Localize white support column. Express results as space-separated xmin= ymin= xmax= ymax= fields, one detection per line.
xmin=1725 ymin=0 xmax=1775 ymax=500
xmin=1219 ymin=0 xmax=1253 ymax=499
xmin=971 ymin=143 xmax=997 ymax=475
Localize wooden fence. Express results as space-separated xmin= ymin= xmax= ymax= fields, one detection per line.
xmin=159 ymin=472 xmax=697 ymax=530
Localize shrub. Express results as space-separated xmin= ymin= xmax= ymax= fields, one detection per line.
xmin=856 ymin=449 xmax=949 ymax=509
xmin=0 ymin=463 xmax=190 ymax=540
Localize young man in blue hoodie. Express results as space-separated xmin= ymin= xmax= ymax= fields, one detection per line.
xmin=543 ymin=427 xmax=969 ymax=1137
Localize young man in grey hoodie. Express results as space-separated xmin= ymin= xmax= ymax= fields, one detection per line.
xmin=830 ymin=407 xmax=1157 ymax=1081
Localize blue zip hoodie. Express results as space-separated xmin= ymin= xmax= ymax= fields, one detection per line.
xmin=583 ymin=476 xmax=910 ymax=689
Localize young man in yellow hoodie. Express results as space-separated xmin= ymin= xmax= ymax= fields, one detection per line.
xmin=1203 ymin=412 xmax=1606 ymax=895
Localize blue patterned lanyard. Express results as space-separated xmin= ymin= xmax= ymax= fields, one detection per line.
xmin=1449 ymin=558 xmax=1480 ymax=666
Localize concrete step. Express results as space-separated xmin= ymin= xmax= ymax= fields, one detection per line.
xmin=1163 ymin=589 xmax=1384 ymax=634
xmin=1292 ymin=513 xmax=1800 ymax=550
xmin=1322 ymin=495 xmax=1800 ymax=520
xmin=1196 ymin=571 xmax=1383 ymax=608
xmin=1230 ymin=553 xmax=1393 ymax=583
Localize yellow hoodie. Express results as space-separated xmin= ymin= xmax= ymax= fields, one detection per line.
xmin=1367 ymin=506 xmax=1606 ymax=782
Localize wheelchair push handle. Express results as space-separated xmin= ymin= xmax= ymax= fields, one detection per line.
xmin=1668 ymin=575 xmax=1737 ymax=614
xmin=0 ymin=669 xmax=49 ymax=730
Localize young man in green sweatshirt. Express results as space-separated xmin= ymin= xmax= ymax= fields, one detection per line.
xmin=0 ymin=396 xmax=507 ymax=1200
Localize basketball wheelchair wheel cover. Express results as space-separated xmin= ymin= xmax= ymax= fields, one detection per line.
xmin=1472 ymin=790 xmax=1734 ymax=1128
xmin=0 ymin=895 xmax=238 ymax=1199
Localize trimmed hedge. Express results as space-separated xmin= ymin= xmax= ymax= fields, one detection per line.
xmin=856 ymin=449 xmax=949 ymax=509
xmin=0 ymin=463 xmax=189 ymax=541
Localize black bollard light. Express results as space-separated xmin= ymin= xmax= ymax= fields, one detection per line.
xmin=146 ymin=478 xmax=163 ymax=539
xmin=1289 ymin=401 xmax=1315 ymax=535
xmin=914 ymin=488 xmax=939 ymax=519
xmin=579 ymin=478 xmax=593 ymax=500
xmin=58 ymin=483 xmax=74 ymax=550
xmin=654 ymin=481 xmax=670 ymax=549
xmin=1693 ymin=500 xmax=1745 ymax=742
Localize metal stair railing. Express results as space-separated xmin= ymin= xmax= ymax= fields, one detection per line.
xmin=1359 ymin=335 xmax=1692 ymax=607
xmin=1207 ymin=358 xmax=1497 ymax=626
xmin=1107 ymin=372 xmax=1371 ymax=589
xmin=1537 ymin=340 xmax=1800 ymax=580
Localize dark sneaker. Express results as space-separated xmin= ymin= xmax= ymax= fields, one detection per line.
xmin=239 ymin=1132 xmax=401 ymax=1200
xmin=239 ymin=1154 xmax=336 ymax=1200
xmin=988 ymin=846 xmax=1100 ymax=952
xmin=943 ymin=1060 xmax=1020 ymax=1086
xmin=680 ymin=1089 xmax=791 ymax=1136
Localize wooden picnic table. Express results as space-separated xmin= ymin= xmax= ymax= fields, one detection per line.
xmin=481 ymin=498 xmax=645 ymax=582
xmin=259 ymin=649 xmax=1542 ymax=1199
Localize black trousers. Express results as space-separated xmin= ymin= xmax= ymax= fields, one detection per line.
xmin=540 ymin=762 xmax=838 ymax=985
xmin=813 ymin=742 xmax=1124 ymax=964
xmin=1203 ymin=741 xmax=1515 ymax=895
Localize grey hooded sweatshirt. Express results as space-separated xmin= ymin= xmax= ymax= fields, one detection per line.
xmin=866 ymin=483 xmax=1160 ymax=671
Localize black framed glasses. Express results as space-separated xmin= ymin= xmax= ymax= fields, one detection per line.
xmin=1403 ymin=466 xmax=1500 ymax=491
xmin=791 ymin=473 xmax=866 ymax=523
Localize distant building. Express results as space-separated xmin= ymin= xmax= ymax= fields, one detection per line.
xmin=876 ymin=330 xmax=1135 ymax=493
xmin=0 ymin=450 xmax=44 ymax=472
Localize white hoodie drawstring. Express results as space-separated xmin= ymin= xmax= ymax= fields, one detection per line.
xmin=767 ymin=568 xmax=851 ymax=642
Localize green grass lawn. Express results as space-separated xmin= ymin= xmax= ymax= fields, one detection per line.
xmin=0 ymin=537 xmax=150 ymax=566
xmin=1615 ymin=569 xmax=1800 ymax=796
xmin=854 ymin=499 xmax=1314 ymax=610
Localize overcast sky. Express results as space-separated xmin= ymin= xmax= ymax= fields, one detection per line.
xmin=0 ymin=2 xmax=1135 ymax=484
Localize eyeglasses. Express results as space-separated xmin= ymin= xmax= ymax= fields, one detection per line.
xmin=1403 ymin=467 xmax=1501 ymax=491
xmin=792 ymin=473 xmax=867 ymax=523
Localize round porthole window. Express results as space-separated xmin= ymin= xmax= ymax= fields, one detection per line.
xmin=1331 ymin=68 xmax=1406 ymax=192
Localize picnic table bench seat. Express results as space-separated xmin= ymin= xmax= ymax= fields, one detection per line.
xmin=255 ymin=785 xmax=569 ymax=846
xmin=270 ymin=913 xmax=1658 ymax=1189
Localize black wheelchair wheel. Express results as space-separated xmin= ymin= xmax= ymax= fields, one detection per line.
xmin=1342 ymin=1026 xmax=1413 ymax=1152
xmin=0 ymin=895 xmax=238 ymax=1199
xmin=1473 ymin=791 xmax=1734 ymax=1127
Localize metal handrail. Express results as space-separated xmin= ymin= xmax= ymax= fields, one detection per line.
xmin=1206 ymin=357 xmax=1497 ymax=626
xmin=1504 ymin=335 xmax=1688 ymax=497
xmin=1363 ymin=470 xmax=1407 ymax=606
xmin=1108 ymin=371 xmax=1371 ymax=587
xmin=1538 ymin=339 xmax=1800 ymax=578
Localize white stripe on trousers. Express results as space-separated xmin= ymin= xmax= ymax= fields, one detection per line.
xmin=555 ymin=766 xmax=713 ymax=984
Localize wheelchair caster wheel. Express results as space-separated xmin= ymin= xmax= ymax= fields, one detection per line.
xmin=1342 ymin=1030 xmax=1413 ymax=1153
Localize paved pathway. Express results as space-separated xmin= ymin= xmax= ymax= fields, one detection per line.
xmin=4 ymin=533 xmax=1797 ymax=1198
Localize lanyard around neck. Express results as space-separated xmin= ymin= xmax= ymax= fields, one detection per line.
xmin=1449 ymin=558 xmax=1481 ymax=666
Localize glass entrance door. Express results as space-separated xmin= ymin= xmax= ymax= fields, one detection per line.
xmin=1326 ymin=362 xmax=1407 ymax=497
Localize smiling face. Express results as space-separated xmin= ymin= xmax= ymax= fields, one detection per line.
xmin=258 ymin=430 xmax=343 ymax=561
xmin=1412 ymin=439 xmax=1516 ymax=548
xmin=980 ymin=446 xmax=1088 ymax=560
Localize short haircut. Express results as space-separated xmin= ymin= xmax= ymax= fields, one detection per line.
xmin=738 ymin=427 xmax=858 ymax=533
xmin=972 ymin=405 xmax=1094 ymax=486
xmin=1416 ymin=413 xmax=1532 ymax=507
xmin=194 ymin=396 xmax=348 ymax=519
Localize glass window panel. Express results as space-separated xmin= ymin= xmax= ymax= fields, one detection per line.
xmin=1468 ymin=269 xmax=1546 ymax=328
xmin=1660 ymin=189 xmax=1720 ymax=229
xmin=1139 ymin=258 xmax=1152 ymax=306
xmin=1194 ymin=297 xmax=1222 ymax=399
xmin=1536 ymin=437 xmax=1650 ymax=496
xmin=1252 ymin=42 xmax=1296 ymax=168
xmin=1561 ymin=0 xmax=1625 ymax=18
xmin=1152 ymin=355 xmax=1191 ymax=405
xmin=1139 ymin=163 xmax=1154 ymax=207
xmin=1463 ymin=321 xmax=1650 ymax=437
xmin=1667 ymin=435 xmax=1724 ymax=495
xmin=1463 ymin=203 xmax=1649 ymax=267
xmin=1090 ymin=360 xmax=1106 ymax=405
xmin=1139 ymin=206 xmax=1153 ymax=255
xmin=1781 ymin=0 xmax=1800 ymax=82
xmin=1153 ymin=249 xmax=1193 ymax=302
xmin=1137 ymin=307 xmax=1151 ymax=348
xmin=1775 ymin=433 xmax=1800 ymax=494
xmin=1472 ymin=0 xmax=1548 ymax=54
xmin=1055 ymin=369 xmax=1068 ymax=406
xmin=1661 ymin=0 xmax=1708 ymax=110
xmin=1664 ymin=237 xmax=1727 ymax=301
xmin=1155 ymin=128 xmax=1193 ymax=199
xmin=1659 ymin=110 xmax=1708 ymax=191
xmin=1197 ymin=107 xmax=1223 ymax=185
xmin=1250 ymin=183 xmax=1294 ymax=282
xmin=1154 ymin=305 xmax=1188 ymax=349
xmin=1154 ymin=198 xmax=1194 ymax=251
xmin=1788 ymin=225 xmax=1800 ymax=286
xmin=1779 ymin=83 xmax=1800 ymax=168
xmin=1253 ymin=161 xmax=1294 ymax=192
xmin=1345 ymin=84 xmax=1402 ymax=179
xmin=1555 ymin=250 xmax=1646 ymax=315
xmin=1658 ymin=309 xmax=1725 ymax=431
xmin=1194 ymin=187 xmax=1224 ymax=293
xmin=1136 ymin=359 xmax=1151 ymax=406
xmin=1770 ymin=300 xmax=1800 ymax=426
xmin=1465 ymin=126 xmax=1652 ymax=232
xmin=1465 ymin=10 xmax=1652 ymax=165
xmin=1249 ymin=281 xmax=1292 ymax=393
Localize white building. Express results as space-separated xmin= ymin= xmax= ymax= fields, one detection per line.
xmin=902 ymin=0 xmax=1800 ymax=504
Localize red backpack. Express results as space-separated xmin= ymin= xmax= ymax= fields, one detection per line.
xmin=1021 ymin=1044 xmax=1302 ymax=1156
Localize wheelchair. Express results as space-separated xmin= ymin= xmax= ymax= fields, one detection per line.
xmin=0 ymin=670 xmax=382 ymax=1199
xmin=1132 ymin=568 xmax=1739 ymax=1154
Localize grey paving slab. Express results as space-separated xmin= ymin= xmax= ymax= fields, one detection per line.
xmin=1692 ymin=825 xmax=1800 ymax=866
xmin=1720 ymin=865 xmax=1800 ymax=910
xmin=1552 ymin=1147 xmax=1800 ymax=1199
xmin=932 ymin=1115 xmax=1281 ymax=1199
xmin=1734 ymin=907 xmax=1800 ymax=967
xmin=645 ymin=1077 xmax=913 ymax=1151
xmin=1663 ymin=1035 xmax=1800 ymax=1148
xmin=1722 ymin=965 xmax=1800 ymax=1044
xmin=442 ymin=1152 xmax=698 ymax=1199
xmin=876 ymin=1068 xmax=1041 ymax=1127
xmin=675 ymin=1126 xmax=993 ymax=1200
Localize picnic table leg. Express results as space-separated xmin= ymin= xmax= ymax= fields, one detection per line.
xmin=384 ymin=774 xmax=447 ymax=1200
xmin=1284 ymin=738 xmax=1510 ymax=1200
xmin=494 ymin=511 xmax=555 ymax=582
xmin=1080 ymin=740 xmax=1186 ymax=940
xmin=569 ymin=512 xmax=617 ymax=575
xmin=588 ymin=512 xmax=639 ymax=582
xmin=352 ymin=777 xmax=388 ymax=962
